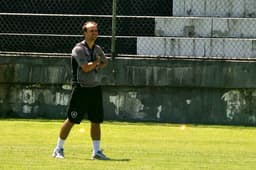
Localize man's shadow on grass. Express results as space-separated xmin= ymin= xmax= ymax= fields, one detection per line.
xmin=105 ymin=158 xmax=130 ymax=161
xmin=67 ymin=155 xmax=130 ymax=161
xmin=84 ymin=158 xmax=130 ymax=161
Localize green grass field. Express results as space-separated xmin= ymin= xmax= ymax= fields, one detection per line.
xmin=0 ymin=119 xmax=256 ymax=170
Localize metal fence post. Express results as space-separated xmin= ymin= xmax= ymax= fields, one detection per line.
xmin=111 ymin=0 xmax=118 ymax=59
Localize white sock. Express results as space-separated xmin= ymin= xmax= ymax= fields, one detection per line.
xmin=92 ymin=140 xmax=100 ymax=154
xmin=56 ymin=137 xmax=65 ymax=149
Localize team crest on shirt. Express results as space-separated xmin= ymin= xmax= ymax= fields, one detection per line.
xmin=71 ymin=111 xmax=78 ymax=118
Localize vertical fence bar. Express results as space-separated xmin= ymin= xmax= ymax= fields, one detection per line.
xmin=111 ymin=0 xmax=118 ymax=59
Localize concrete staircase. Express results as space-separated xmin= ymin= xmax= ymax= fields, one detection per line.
xmin=1 ymin=0 xmax=256 ymax=58
xmin=137 ymin=0 xmax=256 ymax=58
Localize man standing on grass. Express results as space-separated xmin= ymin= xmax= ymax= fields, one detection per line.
xmin=52 ymin=21 xmax=109 ymax=160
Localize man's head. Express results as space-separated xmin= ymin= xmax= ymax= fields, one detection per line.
xmin=82 ymin=21 xmax=98 ymax=42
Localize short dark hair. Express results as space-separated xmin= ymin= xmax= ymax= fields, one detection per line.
xmin=82 ymin=21 xmax=98 ymax=33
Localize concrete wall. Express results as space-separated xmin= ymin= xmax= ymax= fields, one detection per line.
xmin=1 ymin=0 xmax=256 ymax=126
xmin=1 ymin=53 xmax=256 ymax=125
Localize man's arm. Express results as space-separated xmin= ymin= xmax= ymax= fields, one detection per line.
xmin=98 ymin=57 xmax=108 ymax=69
xmin=81 ymin=59 xmax=101 ymax=72
xmin=96 ymin=47 xmax=109 ymax=70
xmin=72 ymin=45 xmax=101 ymax=73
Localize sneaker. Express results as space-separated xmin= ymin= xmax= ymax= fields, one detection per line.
xmin=52 ymin=148 xmax=64 ymax=159
xmin=91 ymin=150 xmax=110 ymax=160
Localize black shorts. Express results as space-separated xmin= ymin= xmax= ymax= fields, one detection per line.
xmin=66 ymin=85 xmax=104 ymax=124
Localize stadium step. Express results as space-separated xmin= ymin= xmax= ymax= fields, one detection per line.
xmin=137 ymin=37 xmax=256 ymax=58
xmin=173 ymin=0 xmax=256 ymax=17
xmin=155 ymin=17 xmax=256 ymax=38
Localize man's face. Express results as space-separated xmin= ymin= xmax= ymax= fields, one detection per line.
xmin=84 ymin=24 xmax=98 ymax=41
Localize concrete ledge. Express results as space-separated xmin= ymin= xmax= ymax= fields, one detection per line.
xmin=173 ymin=0 xmax=256 ymax=17
xmin=137 ymin=37 xmax=256 ymax=58
xmin=2 ymin=53 xmax=256 ymax=88
xmin=155 ymin=17 xmax=256 ymax=38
